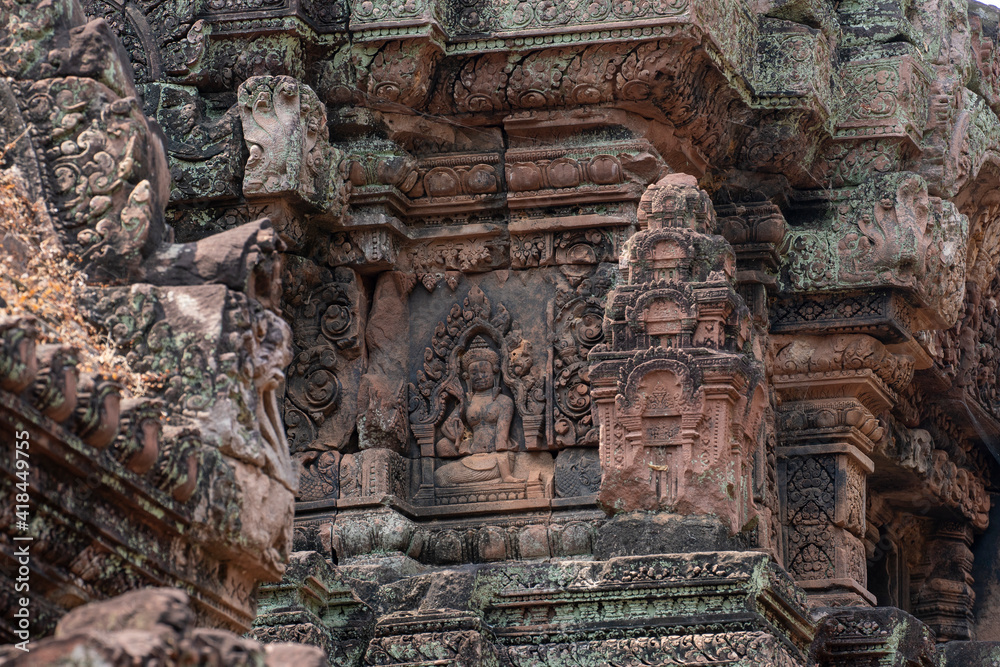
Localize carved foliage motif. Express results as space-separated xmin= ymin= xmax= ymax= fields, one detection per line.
xmin=362 ymin=41 xmax=442 ymax=110
xmin=512 ymin=228 xmax=622 ymax=269
xmin=325 ymin=229 xmax=400 ymax=268
xmin=403 ymin=237 xmax=506 ymax=291
xmin=505 ymin=632 xmax=800 ymax=667
xmin=772 ymin=334 xmax=914 ymax=395
xmin=350 ymin=0 xmax=430 ymax=25
xmin=82 ymin=0 xmax=204 ymax=83
xmin=817 ymin=138 xmax=907 ymax=188
xmin=754 ymin=21 xmax=831 ymax=104
xmin=17 ymin=76 xmax=168 ymax=278
xmin=784 ymin=456 xmax=836 ymax=580
xmin=206 ymin=0 xmax=287 ymax=12
xmin=285 ymin=347 xmax=342 ymax=445
xmin=553 ymin=447 xmax=601 ymax=496
xmin=281 ymin=262 xmax=365 ymax=459
xmin=297 ymin=450 xmax=340 ymax=501
xmin=550 ymin=265 xmax=614 ymax=448
xmin=835 ymin=52 xmax=931 ymax=146
xmin=935 ymin=274 xmax=1000 ymax=423
xmin=300 ymin=0 xmax=349 ymax=27
xmin=441 ymin=38 xmax=715 ymax=121
xmin=454 ymin=0 xmax=690 ymax=35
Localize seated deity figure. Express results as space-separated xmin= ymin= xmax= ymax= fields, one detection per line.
xmin=434 ymin=336 xmax=525 ymax=486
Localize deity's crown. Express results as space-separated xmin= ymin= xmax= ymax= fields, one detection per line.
xmin=462 ymin=335 xmax=499 ymax=370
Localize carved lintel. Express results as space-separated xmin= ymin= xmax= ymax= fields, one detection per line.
xmin=777 ymin=400 xmax=884 ymax=458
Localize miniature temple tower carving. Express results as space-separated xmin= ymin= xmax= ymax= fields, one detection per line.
xmin=591 ymin=174 xmax=770 ymax=536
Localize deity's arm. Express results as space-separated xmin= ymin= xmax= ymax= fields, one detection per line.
xmin=495 ymin=395 xmax=515 ymax=452
xmin=436 ymin=404 xmax=464 ymax=457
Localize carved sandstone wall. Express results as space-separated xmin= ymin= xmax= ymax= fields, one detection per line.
xmin=5 ymin=0 xmax=1000 ymax=665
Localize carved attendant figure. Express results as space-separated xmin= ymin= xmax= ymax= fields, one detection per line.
xmin=435 ymin=336 xmax=523 ymax=486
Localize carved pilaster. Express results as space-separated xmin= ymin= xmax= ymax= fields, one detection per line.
xmin=913 ymin=522 xmax=976 ymax=641
xmin=773 ymin=333 xmax=914 ymax=606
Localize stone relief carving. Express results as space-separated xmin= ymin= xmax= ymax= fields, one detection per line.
xmin=238 ymin=75 xmax=345 ymax=215
xmin=279 ymin=258 xmax=367 ymax=500
xmin=409 ymin=286 xmax=550 ymax=504
xmin=591 ymin=174 xmax=768 ymax=534
xmin=433 ymin=336 xmax=522 ymax=486
xmin=0 ymin=0 xmax=304 ymax=636
xmin=10 ymin=0 xmax=1000 ymax=659
xmin=781 ymin=172 xmax=969 ymax=328
xmin=549 ymin=265 xmax=614 ymax=449
xmin=141 ymin=83 xmax=243 ymax=204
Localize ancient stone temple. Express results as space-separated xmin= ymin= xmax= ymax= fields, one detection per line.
xmin=6 ymin=0 xmax=1000 ymax=664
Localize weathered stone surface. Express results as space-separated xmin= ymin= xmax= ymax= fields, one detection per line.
xmin=8 ymin=0 xmax=1000 ymax=663
xmin=357 ymin=271 xmax=412 ymax=454
xmin=54 ymin=588 xmax=193 ymax=639
xmin=938 ymin=641 xmax=1000 ymax=666
xmin=0 ymin=588 xmax=328 ymax=666
xmin=593 ymin=513 xmax=748 ymax=559
xmin=0 ymin=0 xmax=299 ymax=642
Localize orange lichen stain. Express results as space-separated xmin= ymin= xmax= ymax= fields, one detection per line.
xmin=0 ymin=170 xmax=148 ymax=396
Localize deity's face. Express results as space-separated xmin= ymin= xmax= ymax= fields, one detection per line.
xmin=467 ymin=360 xmax=495 ymax=392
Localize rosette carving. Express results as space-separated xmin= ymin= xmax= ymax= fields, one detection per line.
xmin=285 ymin=347 xmax=342 ymax=426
